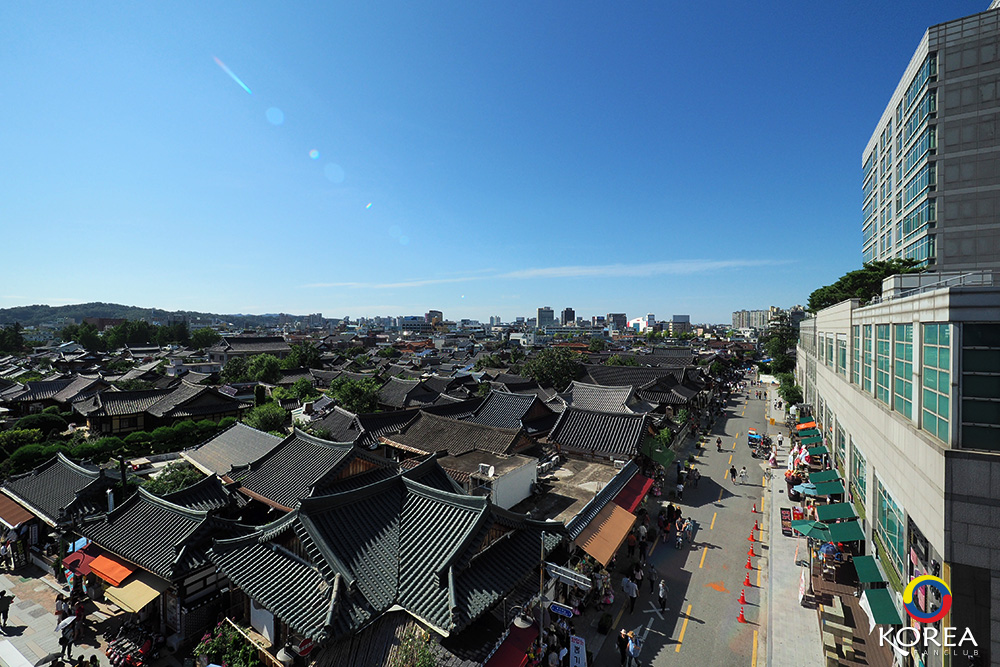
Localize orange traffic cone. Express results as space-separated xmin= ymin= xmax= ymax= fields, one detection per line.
xmin=753 ymin=518 xmax=759 ymax=531
xmin=748 ymin=531 xmax=755 ymax=543
xmin=743 ymin=572 xmax=752 ymax=587
xmin=748 ymin=545 xmax=756 ymax=557
xmin=745 ymin=555 xmax=752 ymax=569
xmin=737 ymin=605 xmax=747 ymax=623
xmin=738 ymin=588 xmax=747 ymax=604
xmin=752 ymin=503 xmax=757 ymax=514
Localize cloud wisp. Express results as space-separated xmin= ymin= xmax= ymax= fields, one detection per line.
xmin=302 ymin=258 xmax=788 ymax=290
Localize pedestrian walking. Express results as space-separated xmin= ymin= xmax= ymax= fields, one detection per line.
xmin=627 ymin=531 xmax=637 ymax=559
xmin=692 ymin=468 xmax=700 ymax=488
xmin=647 ymin=564 xmax=658 ymax=594
xmin=637 ymin=523 xmax=647 ymax=542
xmin=739 ymin=466 xmax=748 ymax=485
xmin=675 ymin=481 xmax=683 ymax=501
xmin=729 ymin=465 xmax=738 ymax=483
xmin=626 ymin=631 xmax=642 ymax=667
xmin=624 ymin=577 xmax=639 ymax=613
xmin=59 ymin=623 xmax=74 ymax=659
xmin=716 ymin=437 xmax=722 ymax=452
xmin=616 ymin=628 xmax=629 ymax=667
xmin=0 ymin=591 xmax=11 ymax=632
xmin=658 ymin=579 xmax=669 ymax=612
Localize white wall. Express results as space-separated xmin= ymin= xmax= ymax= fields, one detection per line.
xmin=492 ymin=460 xmax=536 ymax=509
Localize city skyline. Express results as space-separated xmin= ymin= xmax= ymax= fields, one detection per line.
xmin=2 ymin=1 xmax=988 ymax=322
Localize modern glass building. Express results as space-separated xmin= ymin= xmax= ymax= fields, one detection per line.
xmin=862 ymin=2 xmax=1000 ymax=271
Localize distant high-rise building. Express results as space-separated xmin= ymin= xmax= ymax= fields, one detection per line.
xmin=732 ymin=310 xmax=769 ymax=329
xmin=606 ymin=313 xmax=627 ymax=331
xmin=489 ymin=315 xmax=501 ymax=326
xmin=592 ymin=315 xmax=606 ymax=328
xmin=425 ymin=310 xmax=443 ymax=323
xmin=560 ymin=308 xmax=575 ymax=326
xmin=537 ymin=307 xmax=555 ymax=329
xmin=669 ymin=314 xmax=692 ymax=335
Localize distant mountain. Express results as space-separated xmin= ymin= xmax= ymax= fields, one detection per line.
xmin=0 ymin=302 xmax=287 ymax=328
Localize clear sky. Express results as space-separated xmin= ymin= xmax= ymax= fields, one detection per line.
xmin=1 ymin=1 xmax=989 ymax=324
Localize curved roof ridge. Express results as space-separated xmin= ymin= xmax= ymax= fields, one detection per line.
xmin=135 ymin=486 xmax=212 ymax=520
xmin=412 ymin=410 xmax=521 ymax=436
xmin=402 ymin=476 xmax=487 ymax=512
xmin=298 ymin=472 xmax=403 ymax=512
xmin=56 ymin=452 xmax=103 ymax=478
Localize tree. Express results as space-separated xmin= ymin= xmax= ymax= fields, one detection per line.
xmin=0 ymin=324 xmax=25 ymax=354
xmin=328 ymin=376 xmax=382 ymax=414
xmin=76 ymin=322 xmax=105 ymax=351
xmin=606 ymin=354 xmax=638 ymax=367
xmin=243 ymin=402 xmax=288 ymax=432
xmin=190 ymin=327 xmax=221 ymax=350
xmin=221 ymin=357 xmax=249 ymax=384
xmin=290 ymin=378 xmax=319 ymax=401
xmin=14 ymin=413 xmax=68 ymax=437
xmin=247 ymin=354 xmax=282 ymax=383
xmin=376 ymin=346 xmax=401 ymax=358
xmin=114 ymin=379 xmax=157 ymax=391
xmin=588 ymin=337 xmax=607 ymax=352
xmin=282 ymin=343 xmax=323 ymax=370
xmin=142 ymin=461 xmax=205 ymax=495
xmin=807 ymin=258 xmax=924 ymax=312
xmin=522 ymin=347 xmax=581 ymax=389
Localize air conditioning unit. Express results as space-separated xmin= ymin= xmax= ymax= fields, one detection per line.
xmin=478 ymin=463 xmax=492 ymax=476
xmin=613 ymin=459 xmax=626 ymax=470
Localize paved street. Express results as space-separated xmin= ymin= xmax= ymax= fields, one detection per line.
xmin=594 ymin=378 xmax=773 ymax=666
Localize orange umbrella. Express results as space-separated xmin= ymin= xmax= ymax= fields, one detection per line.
xmin=795 ymin=421 xmax=817 ymax=431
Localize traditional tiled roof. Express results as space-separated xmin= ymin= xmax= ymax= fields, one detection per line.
xmin=210 ymin=465 xmax=564 ymax=642
xmin=465 ymin=390 xmax=541 ymax=430
xmin=385 ymin=412 xmax=524 ymax=457
xmin=227 ymin=429 xmax=391 ymax=511
xmin=183 ymin=423 xmax=283 ymax=476
xmin=158 ymin=474 xmax=240 ymax=512
xmin=579 ymin=364 xmax=678 ymax=388
xmin=277 ymin=368 xmax=313 ymax=386
xmin=547 ymin=407 xmax=651 ymax=459
xmin=349 ymin=398 xmax=483 ymax=448
xmin=2 ymin=453 xmax=116 ymax=526
xmin=211 ymin=336 xmax=291 ymax=355
xmin=377 ymin=377 xmax=439 ymax=409
xmin=5 ymin=378 xmax=76 ymax=403
xmin=311 ymin=406 xmax=362 ymax=443
xmin=74 ymin=382 xmax=246 ymax=420
xmin=556 ymin=381 xmax=654 ymax=414
xmin=81 ymin=487 xmax=244 ymax=580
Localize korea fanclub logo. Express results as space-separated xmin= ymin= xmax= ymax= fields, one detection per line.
xmin=879 ymin=575 xmax=978 ymax=656
xmin=903 ymin=575 xmax=951 ymax=623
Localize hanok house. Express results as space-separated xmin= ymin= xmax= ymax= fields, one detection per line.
xmin=209 ymin=459 xmax=565 ymax=667
xmin=182 ymin=422 xmax=283 ymax=477
xmin=379 ymin=412 xmax=538 ymax=510
xmin=462 ymin=389 xmax=558 ymax=436
xmin=1 ymin=453 xmax=119 ymax=572
xmin=375 ymin=377 xmax=441 ymax=410
xmin=223 ymin=429 xmax=398 ymax=519
xmin=72 ymin=381 xmax=248 ymax=435
xmin=2 ymin=375 xmax=113 ymax=417
xmin=545 ymin=407 xmax=655 ymax=463
xmin=75 ymin=485 xmax=247 ymax=649
xmin=207 ymin=336 xmax=291 ymax=365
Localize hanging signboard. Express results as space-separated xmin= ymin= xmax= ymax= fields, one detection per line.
xmin=569 ymin=635 xmax=587 ymax=667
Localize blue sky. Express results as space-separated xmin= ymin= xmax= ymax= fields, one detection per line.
xmin=1 ymin=1 xmax=989 ymax=324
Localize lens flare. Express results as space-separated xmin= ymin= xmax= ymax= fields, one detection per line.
xmin=309 ymin=149 xmax=320 ymax=160
xmin=366 ymin=202 xmax=373 ymax=209
xmin=266 ymin=107 xmax=284 ymax=125
xmin=324 ymin=163 xmax=345 ymax=184
xmin=213 ymin=56 xmax=252 ymax=95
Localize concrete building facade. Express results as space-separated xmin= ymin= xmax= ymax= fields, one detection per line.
xmin=863 ymin=3 xmax=1000 ymax=271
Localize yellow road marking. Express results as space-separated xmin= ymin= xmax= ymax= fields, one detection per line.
xmin=752 ymin=630 xmax=759 ymax=667
xmin=613 ymin=603 xmax=625 ymax=630
xmin=762 ymin=475 xmax=766 ymax=488
xmin=757 ymin=563 xmax=761 ymax=587
xmin=710 ymin=512 xmax=717 ymax=530
xmin=675 ymin=604 xmax=693 ymax=652
xmin=727 ymin=454 xmax=733 ymax=465
xmin=699 ymin=546 xmax=707 ymax=568
xmin=761 ymin=494 xmax=766 ymax=514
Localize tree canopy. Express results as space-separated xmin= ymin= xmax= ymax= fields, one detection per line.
xmin=807 ymin=259 xmax=924 ymax=312
xmin=606 ymin=354 xmax=638 ymax=366
xmin=246 ymin=354 xmax=283 ymax=384
xmin=522 ymin=347 xmax=581 ymax=390
xmin=327 ymin=376 xmax=382 ymax=414
xmin=141 ymin=461 xmax=205 ymax=495
xmin=243 ymin=402 xmax=288 ymax=432
xmin=282 ymin=343 xmax=323 ymax=370
xmin=190 ymin=327 xmax=222 ymax=349
xmin=0 ymin=324 xmax=25 ymax=354
xmin=587 ymin=337 xmax=607 ymax=352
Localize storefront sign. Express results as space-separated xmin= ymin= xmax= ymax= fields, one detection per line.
xmin=549 ymin=602 xmax=574 ymax=619
xmin=569 ymin=635 xmax=587 ymax=667
xmin=780 ymin=508 xmax=793 ymax=537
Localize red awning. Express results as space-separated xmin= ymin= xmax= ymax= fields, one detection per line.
xmin=90 ymin=553 xmax=136 ymax=587
xmin=613 ymin=474 xmax=654 ymax=513
xmin=63 ymin=544 xmax=99 ymax=576
xmin=484 ymin=624 xmax=539 ymax=667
